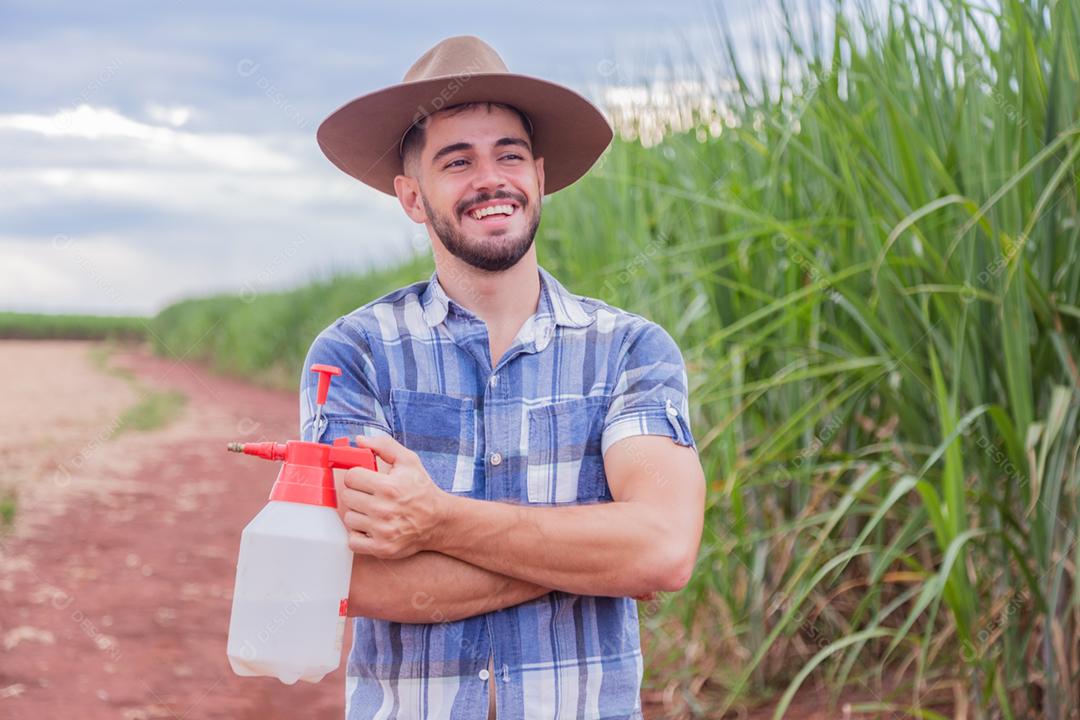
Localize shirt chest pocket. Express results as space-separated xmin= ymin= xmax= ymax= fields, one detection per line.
xmin=389 ymin=388 xmax=476 ymax=494
xmin=526 ymin=396 xmax=610 ymax=504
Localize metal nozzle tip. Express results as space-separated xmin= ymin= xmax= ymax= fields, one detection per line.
xmin=227 ymin=442 xmax=244 ymax=453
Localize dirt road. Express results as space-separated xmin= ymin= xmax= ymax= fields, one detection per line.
xmin=0 ymin=340 xmax=346 ymax=719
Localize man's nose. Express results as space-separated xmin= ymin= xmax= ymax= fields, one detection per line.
xmin=469 ymin=154 xmax=508 ymax=192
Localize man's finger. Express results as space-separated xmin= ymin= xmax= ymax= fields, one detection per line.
xmin=343 ymin=466 xmax=382 ymax=493
xmin=343 ymin=510 xmax=373 ymax=534
xmin=340 ymin=487 xmax=376 ymax=513
xmin=354 ymin=433 xmax=413 ymax=467
xmin=348 ymin=530 xmax=378 ymax=555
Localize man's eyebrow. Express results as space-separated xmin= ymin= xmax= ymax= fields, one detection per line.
xmin=430 ymin=137 xmax=532 ymax=165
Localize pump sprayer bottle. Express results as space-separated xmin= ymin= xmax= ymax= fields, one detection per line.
xmin=225 ymin=363 xmax=374 ymax=684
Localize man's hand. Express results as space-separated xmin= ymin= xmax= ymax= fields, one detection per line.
xmin=340 ymin=434 xmax=449 ymax=560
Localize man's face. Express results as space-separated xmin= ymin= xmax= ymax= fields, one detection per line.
xmin=400 ymin=105 xmax=544 ymax=272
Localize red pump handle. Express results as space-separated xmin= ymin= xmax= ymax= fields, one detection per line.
xmin=310 ymin=363 xmax=342 ymax=405
xmin=328 ymin=436 xmax=378 ymax=470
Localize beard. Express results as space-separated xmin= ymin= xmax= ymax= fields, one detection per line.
xmin=422 ymin=189 xmax=541 ymax=272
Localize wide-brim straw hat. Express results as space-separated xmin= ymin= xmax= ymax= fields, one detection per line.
xmin=316 ymin=35 xmax=613 ymax=197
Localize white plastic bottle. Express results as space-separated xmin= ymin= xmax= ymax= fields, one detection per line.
xmin=226 ymin=497 xmax=353 ymax=684
xmin=225 ymin=364 xmax=374 ymax=684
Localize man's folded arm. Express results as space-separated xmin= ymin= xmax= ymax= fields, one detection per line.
xmin=333 ymin=468 xmax=551 ymax=623
xmin=420 ymin=322 xmax=705 ymax=598
xmin=430 ymin=435 xmax=705 ymax=598
xmin=346 ymin=550 xmax=551 ymax=623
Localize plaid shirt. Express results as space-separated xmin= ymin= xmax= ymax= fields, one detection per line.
xmin=299 ymin=265 xmax=696 ymax=720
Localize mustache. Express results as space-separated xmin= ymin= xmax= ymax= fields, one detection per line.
xmin=458 ymin=190 xmax=527 ymax=217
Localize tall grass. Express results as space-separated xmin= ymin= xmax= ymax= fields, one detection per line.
xmin=149 ymin=0 xmax=1079 ymax=715
xmin=540 ymin=0 xmax=1080 ymax=715
xmin=0 ymin=311 xmax=146 ymax=340
xmin=149 ymin=257 xmax=432 ymax=388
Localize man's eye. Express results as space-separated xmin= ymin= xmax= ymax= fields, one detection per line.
xmin=444 ymin=154 xmax=522 ymax=169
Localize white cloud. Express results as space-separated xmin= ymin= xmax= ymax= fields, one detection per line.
xmin=0 ymin=105 xmax=295 ymax=171
xmin=1 ymin=166 xmax=365 ymax=222
xmin=146 ymin=103 xmax=194 ymax=127
xmin=0 ymin=235 xmax=161 ymax=314
xmin=0 ymin=103 xmax=416 ymax=314
xmin=0 ymin=105 xmax=394 ymax=218
xmin=0 ymin=224 xmax=418 ymax=316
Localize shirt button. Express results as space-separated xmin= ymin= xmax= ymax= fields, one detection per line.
xmin=478 ymin=669 xmax=490 ymax=680
xmin=489 ymin=374 xmax=498 ymax=387
xmin=489 ymin=452 xmax=502 ymax=466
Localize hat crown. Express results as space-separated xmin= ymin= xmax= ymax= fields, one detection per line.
xmin=317 ymin=35 xmax=613 ymax=196
xmin=403 ymin=35 xmax=509 ymax=83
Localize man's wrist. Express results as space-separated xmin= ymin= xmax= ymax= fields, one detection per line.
xmin=427 ymin=489 xmax=464 ymax=553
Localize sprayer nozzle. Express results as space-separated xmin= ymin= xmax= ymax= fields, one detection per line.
xmin=227 ymin=441 xmax=288 ymax=461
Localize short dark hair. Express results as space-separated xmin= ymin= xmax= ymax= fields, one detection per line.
xmin=400 ymin=101 xmax=533 ymax=178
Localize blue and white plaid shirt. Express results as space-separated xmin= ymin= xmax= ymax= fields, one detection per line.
xmin=300 ymin=264 xmax=696 ymax=719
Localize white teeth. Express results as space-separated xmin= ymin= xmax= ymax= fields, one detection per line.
xmin=470 ymin=204 xmax=514 ymax=220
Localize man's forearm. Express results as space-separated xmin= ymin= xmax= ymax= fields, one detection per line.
xmin=335 ymin=466 xmax=548 ymax=622
xmin=339 ymin=434 xmax=701 ymax=600
xmin=348 ymin=550 xmax=550 ymax=623
xmin=431 ymin=497 xmax=684 ymax=598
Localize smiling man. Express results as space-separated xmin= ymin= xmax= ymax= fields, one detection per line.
xmin=303 ymin=35 xmax=705 ymax=720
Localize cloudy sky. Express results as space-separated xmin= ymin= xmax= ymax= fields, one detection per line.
xmin=1 ymin=0 xmax=757 ymax=315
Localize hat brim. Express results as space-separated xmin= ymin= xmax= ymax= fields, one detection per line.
xmin=316 ymin=73 xmax=613 ymax=197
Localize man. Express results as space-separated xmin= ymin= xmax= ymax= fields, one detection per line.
xmin=302 ymin=35 xmax=705 ymax=720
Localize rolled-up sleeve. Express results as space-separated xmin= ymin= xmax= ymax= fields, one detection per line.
xmin=299 ymin=319 xmax=391 ymax=444
xmin=601 ymin=320 xmax=696 ymax=456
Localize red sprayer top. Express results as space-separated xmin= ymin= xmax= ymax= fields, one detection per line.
xmin=225 ymin=364 xmax=375 ymax=508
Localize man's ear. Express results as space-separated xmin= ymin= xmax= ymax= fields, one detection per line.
xmin=534 ymin=156 xmax=545 ymax=198
xmin=394 ymin=174 xmax=428 ymax=223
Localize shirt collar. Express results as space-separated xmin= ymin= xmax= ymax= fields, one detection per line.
xmin=420 ymin=265 xmax=595 ymax=330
